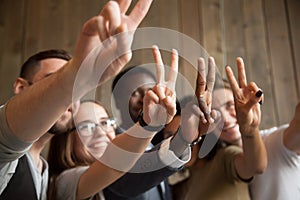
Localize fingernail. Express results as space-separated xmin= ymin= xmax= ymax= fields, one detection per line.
xmin=255 ymin=90 xmax=263 ymax=98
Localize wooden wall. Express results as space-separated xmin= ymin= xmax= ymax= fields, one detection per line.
xmin=0 ymin=0 xmax=299 ymax=129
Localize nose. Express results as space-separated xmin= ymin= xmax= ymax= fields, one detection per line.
xmin=220 ymin=109 xmax=235 ymax=126
xmin=137 ymin=89 xmax=148 ymax=105
xmin=93 ymin=126 xmax=107 ymax=136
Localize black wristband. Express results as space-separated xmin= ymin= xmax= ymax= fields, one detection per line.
xmin=177 ymin=126 xmax=202 ymax=146
xmin=137 ymin=111 xmax=164 ymax=132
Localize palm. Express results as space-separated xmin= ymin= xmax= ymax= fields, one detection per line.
xmin=72 ymin=0 xmax=153 ymax=85
xmin=225 ymin=57 xmax=263 ymax=134
xmin=143 ymin=46 xmax=178 ymax=127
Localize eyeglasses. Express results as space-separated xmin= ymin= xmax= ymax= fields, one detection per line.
xmin=76 ymin=119 xmax=116 ymax=137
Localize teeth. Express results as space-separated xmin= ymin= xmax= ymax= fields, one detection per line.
xmin=224 ymin=123 xmax=237 ymax=130
xmin=89 ymin=142 xmax=108 ymax=148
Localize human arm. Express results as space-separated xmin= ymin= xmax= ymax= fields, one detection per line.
xmin=5 ymin=0 xmax=153 ymax=143
xmin=171 ymin=57 xmax=219 ymax=156
xmin=283 ymin=102 xmax=300 ymax=154
xmin=226 ymin=57 xmax=267 ymax=179
xmin=74 ymin=45 xmax=178 ymax=199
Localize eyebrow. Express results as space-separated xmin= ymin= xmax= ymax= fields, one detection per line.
xmin=98 ymin=117 xmax=110 ymax=121
xmin=77 ymin=120 xmax=95 ymax=125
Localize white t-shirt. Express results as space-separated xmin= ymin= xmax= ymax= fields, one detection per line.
xmin=250 ymin=125 xmax=300 ymax=200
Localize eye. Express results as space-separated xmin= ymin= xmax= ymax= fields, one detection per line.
xmin=226 ymin=101 xmax=235 ymax=110
xmin=131 ymin=90 xmax=140 ymax=97
xmin=99 ymin=120 xmax=108 ymax=127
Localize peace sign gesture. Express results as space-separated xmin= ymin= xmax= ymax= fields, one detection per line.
xmin=225 ymin=57 xmax=263 ymax=135
xmin=71 ymin=0 xmax=153 ymax=94
xmin=142 ymin=45 xmax=178 ymax=127
xmin=180 ymin=57 xmax=219 ymax=145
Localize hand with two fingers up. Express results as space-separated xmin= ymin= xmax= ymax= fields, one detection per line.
xmin=225 ymin=57 xmax=264 ymax=136
xmin=141 ymin=45 xmax=178 ymax=132
xmin=180 ymin=57 xmax=220 ymax=146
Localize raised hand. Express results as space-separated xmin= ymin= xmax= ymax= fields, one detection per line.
xmin=225 ymin=57 xmax=263 ymax=135
xmin=71 ymin=0 xmax=153 ymax=89
xmin=181 ymin=57 xmax=219 ymax=144
xmin=142 ymin=45 xmax=178 ymax=127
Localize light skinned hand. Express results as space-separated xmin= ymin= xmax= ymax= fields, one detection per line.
xmin=143 ymin=45 xmax=178 ymax=127
xmin=225 ymin=57 xmax=263 ymax=135
xmin=70 ymin=0 xmax=153 ymax=92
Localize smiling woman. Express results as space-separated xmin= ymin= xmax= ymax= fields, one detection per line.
xmin=75 ymin=100 xmax=117 ymax=159
xmin=47 ymin=100 xmax=115 ymax=199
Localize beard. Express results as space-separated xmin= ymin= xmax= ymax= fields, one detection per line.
xmin=48 ymin=118 xmax=74 ymax=135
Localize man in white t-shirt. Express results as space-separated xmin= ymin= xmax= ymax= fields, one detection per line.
xmin=250 ymin=102 xmax=300 ymax=200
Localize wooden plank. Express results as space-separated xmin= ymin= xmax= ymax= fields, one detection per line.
xmin=201 ymin=0 xmax=225 ymax=76
xmin=0 ymin=0 xmax=26 ymax=105
xmin=286 ymin=0 xmax=300 ymax=100
xmin=23 ymin=0 xmax=42 ymax=58
xmin=242 ymin=0 xmax=277 ymax=128
xmin=61 ymin=0 xmax=83 ymax=53
xmin=179 ymin=0 xmax=202 ymax=97
xmin=264 ymin=0 xmax=298 ymax=124
xmin=223 ymin=0 xmax=246 ymax=76
xmin=159 ymin=0 xmax=180 ymax=31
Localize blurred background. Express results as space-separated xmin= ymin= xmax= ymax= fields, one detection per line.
xmin=0 ymin=0 xmax=299 ymax=129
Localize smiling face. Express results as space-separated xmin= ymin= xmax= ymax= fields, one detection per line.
xmin=114 ymin=71 xmax=156 ymax=129
xmin=212 ymin=88 xmax=241 ymax=145
xmin=74 ymin=101 xmax=116 ymax=159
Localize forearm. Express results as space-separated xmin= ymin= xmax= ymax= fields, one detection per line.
xmin=283 ymin=118 xmax=300 ymax=154
xmin=235 ymin=128 xmax=267 ymax=179
xmin=77 ymin=124 xmax=155 ymax=199
xmin=6 ymin=64 xmax=76 ymax=142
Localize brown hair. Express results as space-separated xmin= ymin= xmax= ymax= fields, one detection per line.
xmin=47 ymin=100 xmax=107 ymax=199
xmin=20 ymin=49 xmax=72 ymax=82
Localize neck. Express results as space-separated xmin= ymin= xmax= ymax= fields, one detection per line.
xmin=29 ymin=133 xmax=53 ymax=173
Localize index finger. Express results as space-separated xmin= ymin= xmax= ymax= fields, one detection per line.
xmin=152 ymin=45 xmax=165 ymax=84
xmin=101 ymin=1 xmax=121 ymax=35
xmin=129 ymin=0 xmax=153 ymax=29
xmin=225 ymin=66 xmax=240 ymax=95
xmin=195 ymin=57 xmax=206 ymax=98
xmin=117 ymin=0 xmax=132 ymax=14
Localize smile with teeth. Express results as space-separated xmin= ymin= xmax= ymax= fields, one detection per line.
xmin=88 ymin=139 xmax=109 ymax=148
xmin=223 ymin=123 xmax=237 ymax=131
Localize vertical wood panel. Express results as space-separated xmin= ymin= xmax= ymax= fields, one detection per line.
xmin=286 ymin=0 xmax=300 ymax=100
xmin=223 ymin=0 xmax=246 ymax=75
xmin=243 ymin=0 xmax=276 ymax=128
xmin=264 ymin=0 xmax=298 ymax=124
xmin=0 ymin=0 xmax=298 ymax=129
xmin=24 ymin=0 xmax=43 ymax=58
xmin=179 ymin=0 xmax=202 ymax=96
xmin=0 ymin=0 xmax=26 ymax=105
xmin=202 ymin=0 xmax=225 ymax=75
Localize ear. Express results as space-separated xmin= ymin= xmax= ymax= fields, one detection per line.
xmin=13 ymin=78 xmax=30 ymax=94
xmin=69 ymin=101 xmax=80 ymax=115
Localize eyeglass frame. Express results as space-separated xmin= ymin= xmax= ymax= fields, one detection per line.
xmin=76 ymin=118 xmax=117 ymax=137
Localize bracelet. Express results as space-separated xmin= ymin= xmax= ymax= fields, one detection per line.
xmin=137 ymin=111 xmax=164 ymax=132
xmin=177 ymin=126 xmax=202 ymax=146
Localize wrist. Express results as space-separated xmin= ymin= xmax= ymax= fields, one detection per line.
xmin=240 ymin=126 xmax=259 ymax=138
xmin=137 ymin=111 xmax=164 ymax=132
xmin=177 ymin=127 xmax=202 ymax=147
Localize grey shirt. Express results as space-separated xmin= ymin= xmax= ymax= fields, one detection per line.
xmin=0 ymin=104 xmax=48 ymax=200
